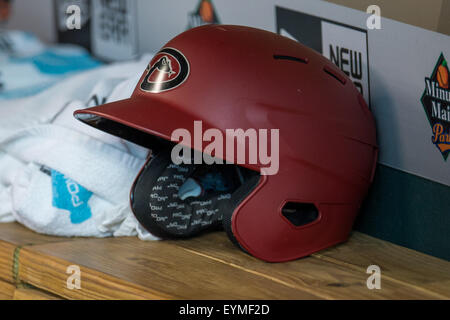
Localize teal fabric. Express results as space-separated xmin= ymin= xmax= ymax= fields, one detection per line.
xmin=0 ymin=31 xmax=101 ymax=100
xmin=51 ymin=170 xmax=93 ymax=225
xmin=14 ymin=50 xmax=100 ymax=75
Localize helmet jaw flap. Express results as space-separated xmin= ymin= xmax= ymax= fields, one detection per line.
xmin=229 ymin=168 xmax=367 ymax=262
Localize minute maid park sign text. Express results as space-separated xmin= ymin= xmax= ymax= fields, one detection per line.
xmin=421 ymin=53 xmax=450 ymax=160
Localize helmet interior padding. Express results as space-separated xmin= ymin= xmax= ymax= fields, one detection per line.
xmin=130 ymin=148 xmax=261 ymax=239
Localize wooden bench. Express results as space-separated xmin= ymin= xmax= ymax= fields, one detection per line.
xmin=0 ymin=222 xmax=449 ymax=300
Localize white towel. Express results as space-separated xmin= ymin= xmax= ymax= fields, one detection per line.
xmin=0 ymin=55 xmax=158 ymax=239
xmin=0 ymin=151 xmax=22 ymax=222
xmin=0 ymin=30 xmax=45 ymax=58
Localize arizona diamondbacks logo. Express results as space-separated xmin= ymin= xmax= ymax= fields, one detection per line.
xmin=140 ymin=48 xmax=190 ymax=93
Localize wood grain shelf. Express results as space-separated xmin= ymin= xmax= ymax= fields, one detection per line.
xmin=0 ymin=280 xmax=15 ymax=300
xmin=12 ymin=286 xmax=62 ymax=300
xmin=0 ymin=223 xmax=77 ymax=284
xmin=0 ymin=222 xmax=449 ymax=300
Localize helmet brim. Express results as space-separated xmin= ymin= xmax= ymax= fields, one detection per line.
xmin=74 ymin=95 xmax=199 ymax=151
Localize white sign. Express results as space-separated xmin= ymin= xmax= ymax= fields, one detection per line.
xmin=321 ymin=21 xmax=370 ymax=103
xmin=91 ymin=0 xmax=138 ymax=61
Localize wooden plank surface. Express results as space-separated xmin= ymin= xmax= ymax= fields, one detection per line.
xmin=0 ymin=223 xmax=77 ymax=283
xmin=1 ymin=222 xmax=449 ymax=300
xmin=174 ymin=232 xmax=450 ymax=300
xmin=0 ymin=280 xmax=15 ymax=300
xmin=13 ymin=287 xmax=61 ymax=300
xmin=0 ymin=223 xmax=72 ymax=246
xmin=0 ymin=241 xmax=16 ymax=283
xmin=314 ymin=232 xmax=450 ymax=298
xmin=18 ymin=238 xmax=320 ymax=300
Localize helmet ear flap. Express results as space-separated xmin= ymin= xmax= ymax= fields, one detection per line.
xmin=222 ymin=174 xmax=262 ymax=254
xmin=222 ymin=204 xmax=241 ymax=250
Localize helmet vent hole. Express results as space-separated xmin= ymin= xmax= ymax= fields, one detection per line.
xmin=273 ymin=55 xmax=308 ymax=64
xmin=323 ymin=66 xmax=346 ymax=85
xmin=282 ymin=202 xmax=319 ymax=227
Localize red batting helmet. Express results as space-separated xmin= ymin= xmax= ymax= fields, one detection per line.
xmin=74 ymin=25 xmax=378 ymax=262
